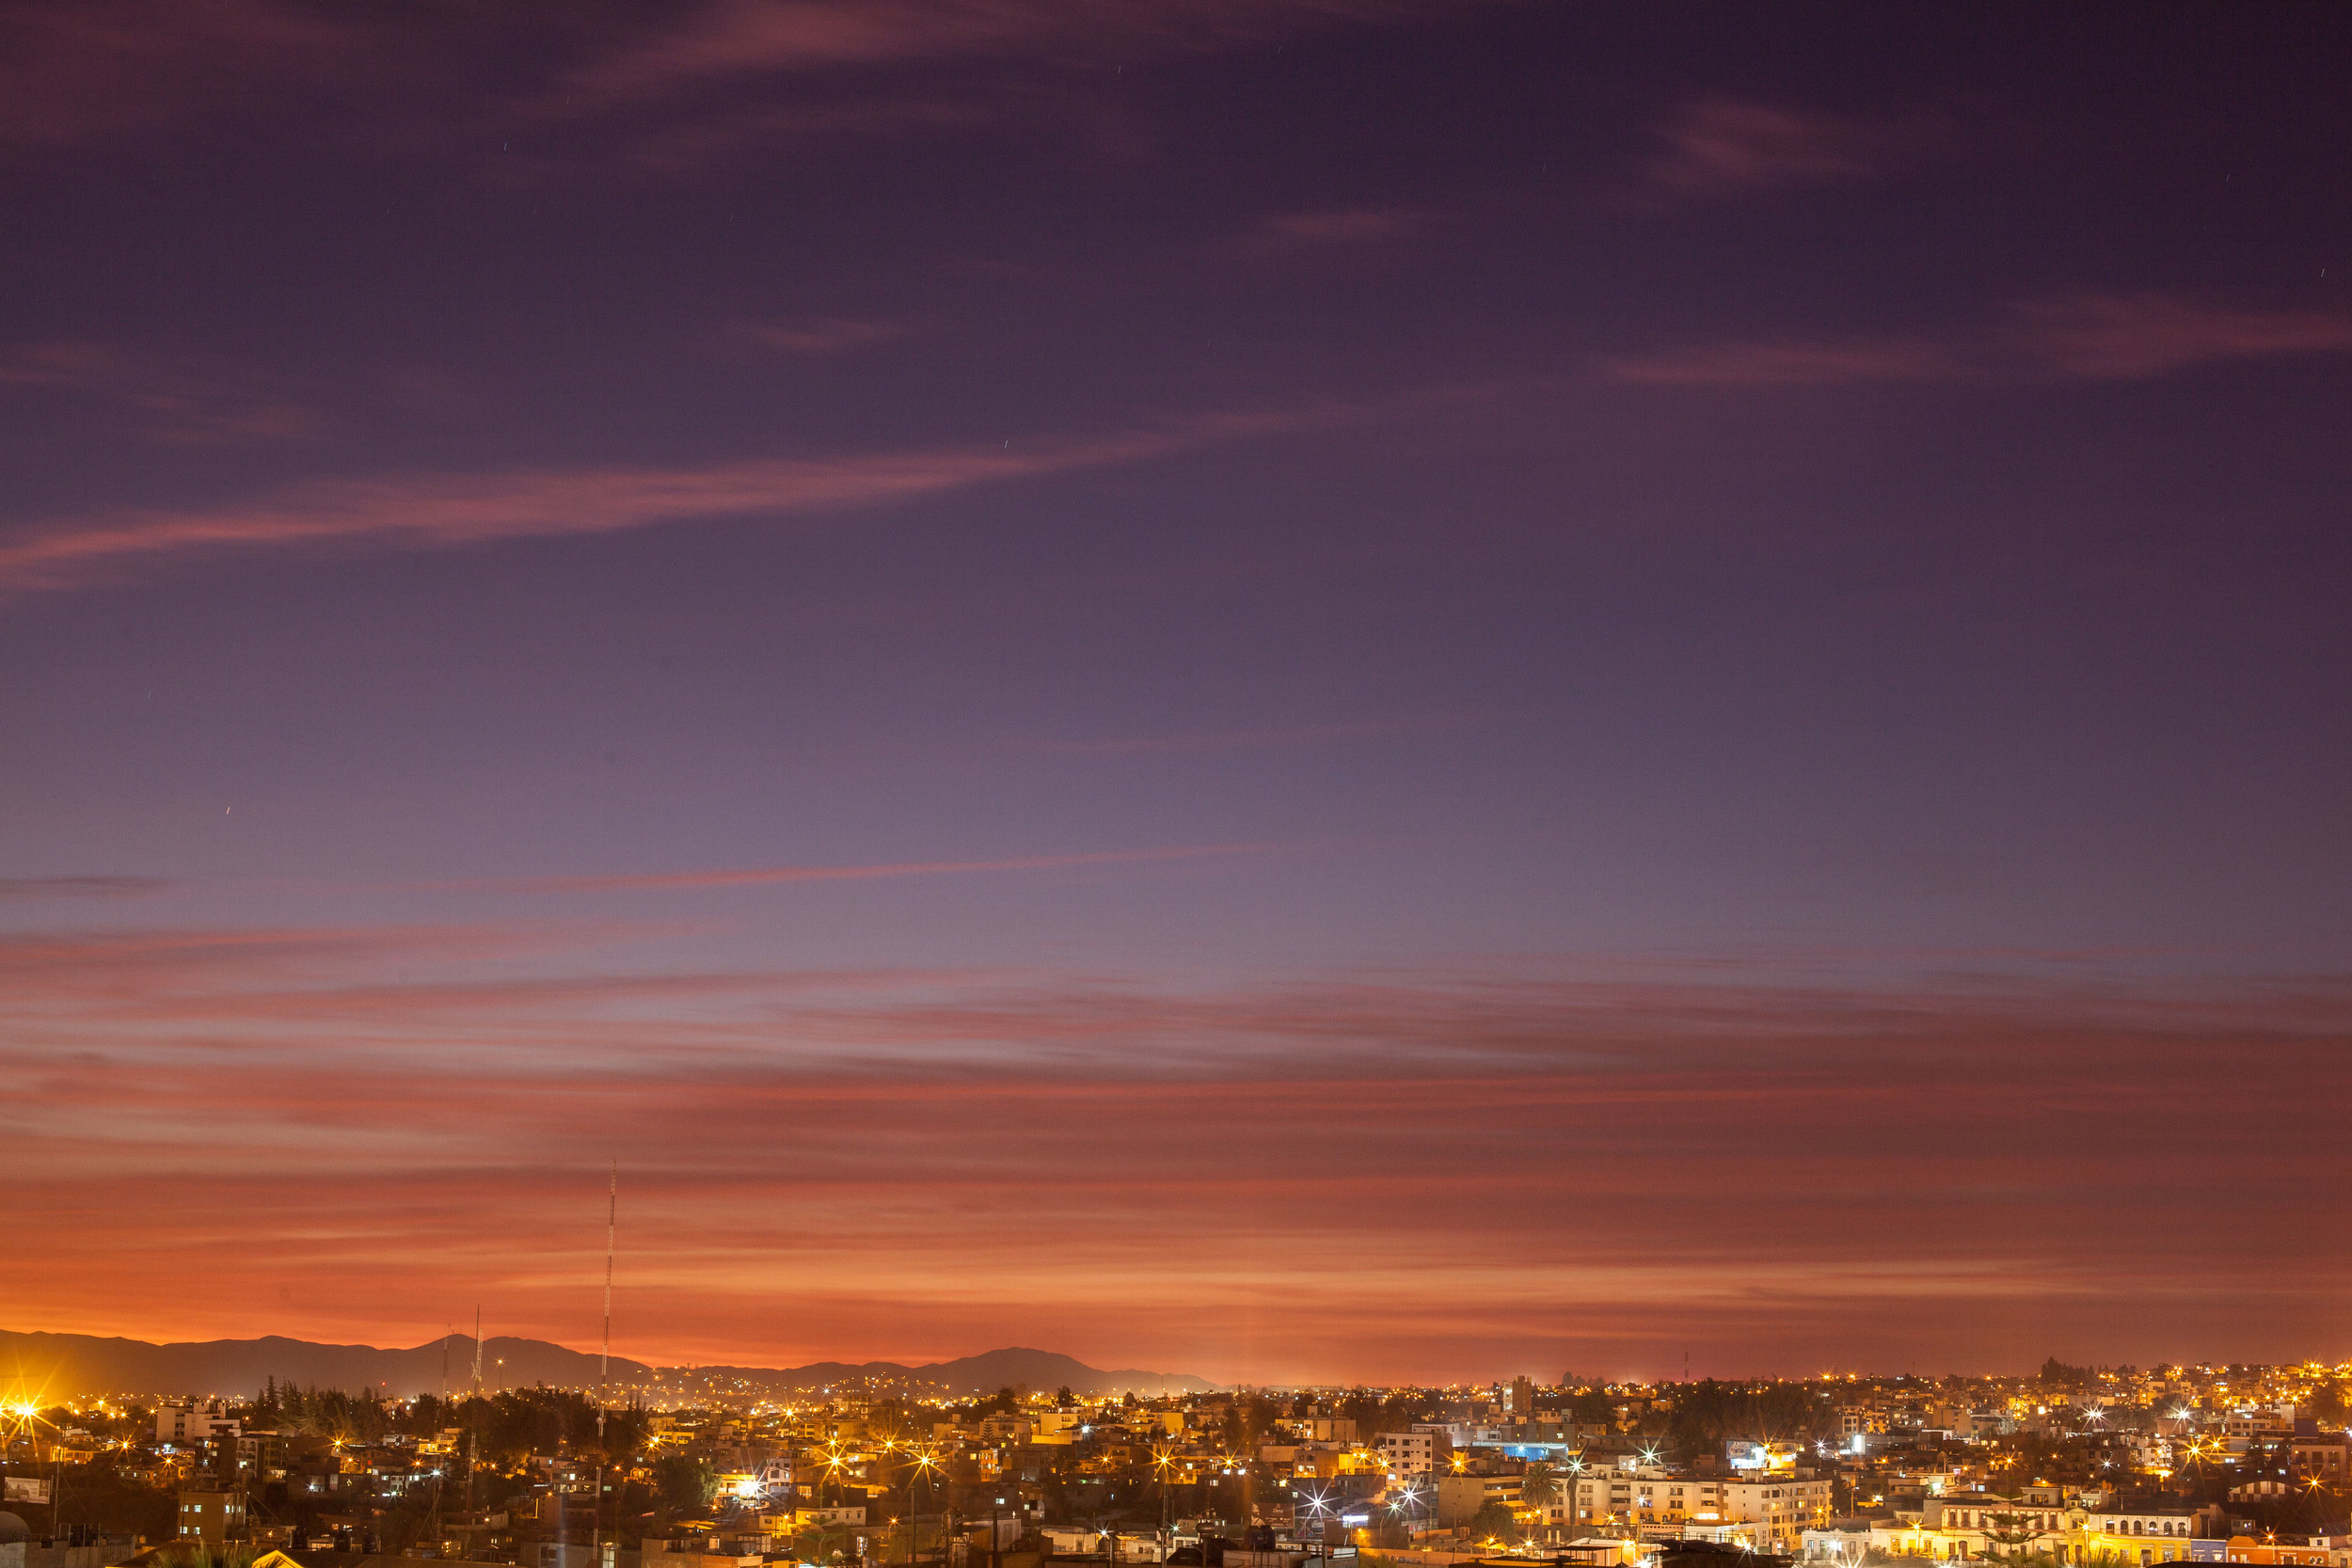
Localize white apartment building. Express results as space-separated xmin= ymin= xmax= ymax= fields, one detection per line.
xmin=156 ymin=1403 xmax=239 ymax=1444
xmin=1376 ymin=1432 xmax=1438 ymax=1475
xmin=1560 ymin=1467 xmax=1831 ymax=1550
xmin=1723 ymin=1478 xmax=1835 ymax=1550
xmin=2079 ymin=1508 xmax=2196 ymax=1541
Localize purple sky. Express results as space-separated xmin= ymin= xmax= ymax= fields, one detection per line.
xmin=3 ymin=2 xmax=2350 ymax=1386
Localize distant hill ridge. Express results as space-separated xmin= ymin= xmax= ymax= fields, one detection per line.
xmin=0 ymin=1330 xmax=1217 ymax=1401
xmin=661 ymin=1346 xmax=1215 ymax=1398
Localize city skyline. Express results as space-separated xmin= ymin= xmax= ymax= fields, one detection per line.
xmin=7 ymin=1325 xmax=2349 ymax=1406
xmin=8 ymin=1354 xmax=2341 ymax=1568
xmin=5 ymin=4 xmax=2351 ymax=1387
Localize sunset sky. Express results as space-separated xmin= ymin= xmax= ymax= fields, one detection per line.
xmin=5 ymin=2 xmax=2351 ymax=1387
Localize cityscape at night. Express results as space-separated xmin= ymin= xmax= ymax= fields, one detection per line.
xmin=6 ymin=1352 xmax=2352 ymax=1568
xmin=4 ymin=4 xmax=2350 ymax=1568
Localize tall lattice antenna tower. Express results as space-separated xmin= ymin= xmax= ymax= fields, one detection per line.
xmin=591 ymin=1164 xmax=615 ymax=1568
xmin=466 ymin=1306 xmax=483 ymax=1516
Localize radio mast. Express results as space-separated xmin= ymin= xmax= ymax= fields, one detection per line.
xmin=591 ymin=1164 xmax=615 ymax=1568
xmin=467 ymin=1306 xmax=483 ymax=1515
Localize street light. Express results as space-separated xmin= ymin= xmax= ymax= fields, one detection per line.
xmin=1152 ymin=1448 xmax=1180 ymax=1543
xmin=1389 ymin=1483 xmax=1424 ymax=1542
xmin=903 ymin=1447 xmax=941 ymax=1568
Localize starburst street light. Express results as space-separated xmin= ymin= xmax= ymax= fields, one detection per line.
xmin=2 ymin=1402 xmax=52 ymax=1459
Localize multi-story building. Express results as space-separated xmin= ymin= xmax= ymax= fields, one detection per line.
xmin=2291 ymin=1433 xmax=2348 ymax=1480
xmin=1295 ymin=1419 xmax=1358 ymax=1444
xmin=1721 ymin=1476 xmax=1835 ymax=1549
xmin=175 ymin=1489 xmax=247 ymax=1547
xmin=2077 ymin=1504 xmax=2200 ymax=1544
xmin=156 ymin=1404 xmax=239 ymax=1445
xmin=1554 ymin=1465 xmax=1830 ymax=1549
xmin=1875 ymin=1490 xmax=2103 ymax=1562
xmin=1375 ymin=1432 xmax=1437 ymax=1475
xmin=1437 ymin=1473 xmax=1522 ymax=1527
xmin=230 ymin=1432 xmax=286 ymax=1485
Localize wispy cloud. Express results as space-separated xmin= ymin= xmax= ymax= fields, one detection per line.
xmin=1645 ymin=98 xmax=1930 ymax=198
xmin=544 ymin=0 xmax=1464 ymax=174
xmin=0 ymin=341 xmax=327 ymax=444
xmin=493 ymin=841 xmax=1283 ymax=895
xmin=624 ymin=97 xmax=988 ymax=171
xmin=736 ymin=317 xmax=914 ymax=355
xmin=572 ymin=0 xmax=1448 ymax=101
xmin=5 ymin=927 xmax=2347 ymax=1375
xmin=1237 ymin=206 xmax=1424 ymax=260
xmin=2013 ymin=294 xmax=2352 ymax=379
xmin=0 ymin=876 xmax=174 ymax=900
xmin=1599 ymin=336 xmax=1960 ymax=388
xmin=1600 ymin=294 xmax=2352 ymax=388
xmin=1646 ymin=95 xmax=1994 ymax=201
xmin=1034 ymin=714 xmax=1486 ymax=756
xmin=0 ymin=0 xmax=363 ymax=145
xmin=0 ymin=402 xmax=1353 ymax=595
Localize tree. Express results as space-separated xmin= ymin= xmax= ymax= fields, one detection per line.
xmin=1519 ymin=1465 xmax=1559 ymax=1542
xmin=1469 ymin=1501 xmax=1518 ymax=1542
xmin=1664 ymin=1380 xmax=1836 ymax=1461
xmin=655 ymin=1453 xmax=717 ymax=1513
xmin=793 ymin=1519 xmax=855 ymax=1562
xmin=1984 ymin=1511 xmax=2053 ymax=1558
xmin=1565 ymin=1391 xmax=1616 ymax=1429
xmin=1337 ymin=1388 xmax=1445 ymax=1440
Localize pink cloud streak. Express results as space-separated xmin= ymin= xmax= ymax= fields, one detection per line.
xmin=574 ymin=0 xmax=1454 ymax=100
xmin=0 ymin=404 xmax=1337 ymax=594
xmin=1648 ymin=100 xmax=1889 ymax=196
xmin=0 ymin=0 xmax=361 ymax=146
xmin=1033 ymin=714 xmax=1487 ymax=756
xmin=1601 ymin=294 xmax=2352 ymax=387
xmin=8 ymin=919 xmax=2347 ymax=1378
xmin=497 ymin=841 xmax=1286 ymax=895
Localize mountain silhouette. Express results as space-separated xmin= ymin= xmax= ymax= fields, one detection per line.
xmin=0 ymin=1330 xmax=1216 ymax=1401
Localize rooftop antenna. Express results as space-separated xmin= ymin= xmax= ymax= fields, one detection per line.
xmin=592 ymin=1163 xmax=615 ymax=1568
